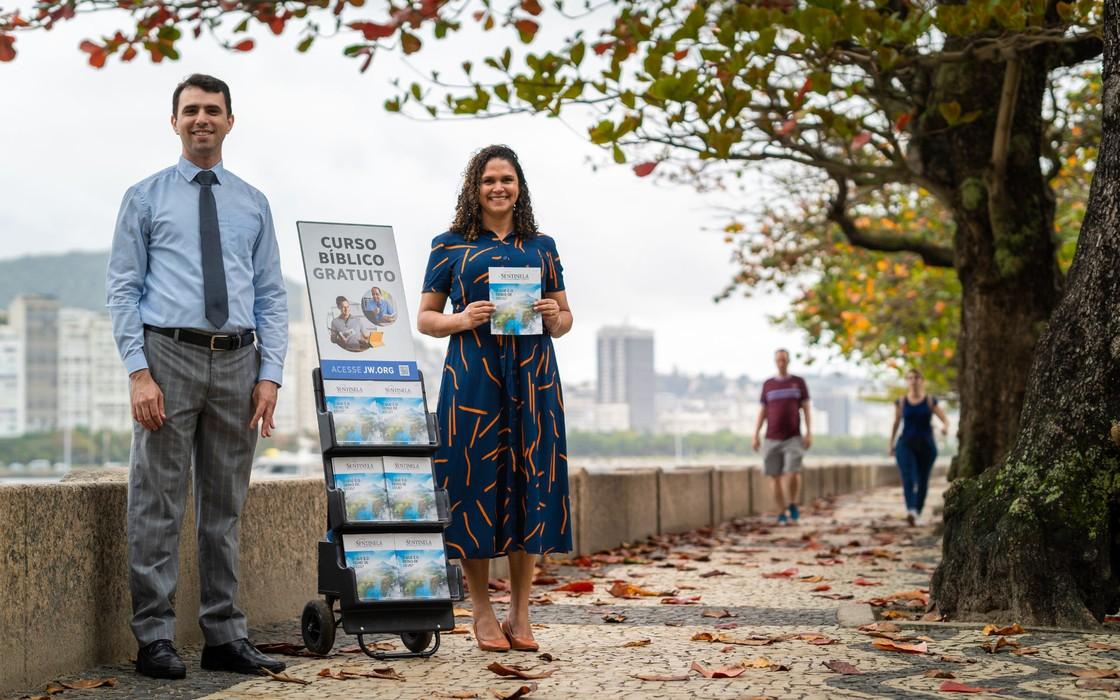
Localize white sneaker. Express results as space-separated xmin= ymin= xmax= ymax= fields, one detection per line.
xmin=905 ymin=510 xmax=918 ymax=526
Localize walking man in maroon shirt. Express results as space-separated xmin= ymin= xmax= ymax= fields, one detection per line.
xmin=752 ymin=349 xmax=812 ymax=525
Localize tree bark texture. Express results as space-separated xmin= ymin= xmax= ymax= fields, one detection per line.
xmin=914 ymin=41 xmax=1062 ymax=481
xmin=932 ymin=4 xmax=1120 ymax=626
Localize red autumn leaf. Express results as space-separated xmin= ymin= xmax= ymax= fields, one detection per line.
xmin=520 ymin=0 xmax=543 ymax=15
xmin=553 ymin=580 xmax=593 ymax=593
xmin=981 ymin=623 xmax=1025 ymax=636
xmin=531 ymin=576 xmax=558 ymax=585
xmin=486 ymin=662 xmax=554 ymax=680
xmin=490 ymin=578 xmax=511 ymax=591
xmin=121 ymin=45 xmax=137 ymax=61
xmin=232 ymin=39 xmax=255 ymax=51
xmin=353 ymin=20 xmax=398 ymax=39
xmin=1105 ymin=616 xmax=1120 ymax=623
xmin=514 ymin=19 xmax=538 ymax=38
xmin=690 ymin=660 xmax=745 ymax=678
xmin=851 ymin=132 xmax=872 ymax=150
xmin=592 ymin=41 xmax=613 ymax=55
xmin=400 ymin=32 xmax=421 ymax=53
xmin=701 ymin=609 xmax=735 ymax=619
xmin=0 ymin=33 xmax=15 ymax=63
xmin=776 ymin=118 xmax=797 ymax=137
xmin=853 ymin=577 xmax=882 ymax=586
xmin=492 ymin=683 xmax=538 ymax=700
xmin=812 ymin=584 xmax=831 ymax=591
xmin=761 ymin=567 xmax=798 ymax=579
xmin=923 ymin=669 xmax=956 ymax=678
xmin=1070 ymin=668 xmax=1120 ymax=679
xmin=602 ymin=613 xmax=626 ymax=623
xmin=1089 ymin=641 xmax=1120 ymax=651
xmin=795 ymin=77 xmax=812 ymax=103
xmin=939 ymin=680 xmax=1001 ymax=693
xmin=660 ymin=596 xmax=701 ymax=605
xmin=894 ymin=112 xmax=912 ymax=131
xmin=632 ymin=162 xmax=657 ymax=177
xmin=672 ymin=48 xmax=688 ymax=60
xmin=823 ymin=660 xmax=861 ymax=674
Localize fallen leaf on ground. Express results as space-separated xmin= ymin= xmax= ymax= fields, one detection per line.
xmin=923 ymin=670 xmax=956 ymax=679
xmin=692 ymin=632 xmax=774 ymax=646
xmin=690 ymin=660 xmax=746 ymax=678
xmin=607 ymin=580 xmax=668 ymax=598
xmin=872 ymin=638 xmax=928 ymax=654
xmin=981 ymin=623 xmax=1025 ymax=636
xmin=738 ymin=657 xmax=789 ymax=671
xmin=532 ymin=576 xmax=558 ymax=585
xmin=453 ymin=607 xmax=473 ymax=617
xmin=490 ymin=682 xmax=537 ymax=699
xmin=702 ymin=609 xmax=737 ymax=619
xmin=602 ymin=613 xmax=626 ymax=623
xmin=486 ymin=662 xmax=554 ymax=680
xmin=939 ymin=680 xmax=1001 ymax=693
xmin=853 ymin=577 xmax=883 ymax=586
xmin=939 ymin=655 xmax=977 ymax=664
xmin=812 ymin=584 xmax=832 ymax=592
xmin=859 ymin=622 xmax=901 ymax=633
xmin=761 ymin=568 xmax=798 ymax=579
xmin=1089 ymin=641 xmax=1120 ymax=651
xmin=881 ymin=610 xmax=910 ymax=620
xmin=623 ymin=639 xmax=652 ymax=647
xmin=262 ymin=668 xmax=310 ymax=685
xmin=255 ymin=642 xmax=309 ymax=655
xmin=823 ymin=660 xmax=862 ymax=675
xmin=700 ymin=570 xmax=731 ymax=578
xmin=432 ymin=692 xmax=480 ymax=698
xmin=537 ymin=653 xmax=557 ymax=662
xmin=815 ymin=593 xmax=854 ymax=600
xmin=552 ymin=580 xmax=594 ymax=593
xmin=1070 ymin=668 xmax=1120 ymax=679
xmin=59 ymin=678 xmax=116 ymax=690
xmin=450 ymin=624 xmax=471 ymax=634
xmin=922 ymin=611 xmax=945 ymax=622
xmin=661 ymin=596 xmax=702 ymax=605
xmin=981 ymin=636 xmax=1019 ymax=654
xmin=1076 ymin=679 xmax=1120 ymax=691
xmin=45 ymin=683 xmax=64 ymax=694
xmin=1012 ymin=647 xmax=1040 ymax=656
xmin=799 ymin=575 xmax=824 ymax=583
xmin=633 ymin=672 xmax=689 ymax=681
xmin=339 ymin=644 xmax=364 ymax=653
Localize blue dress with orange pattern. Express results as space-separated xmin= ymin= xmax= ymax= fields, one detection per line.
xmin=421 ymin=230 xmax=572 ymax=559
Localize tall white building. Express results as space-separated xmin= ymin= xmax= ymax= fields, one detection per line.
xmin=0 ymin=328 xmax=25 ymax=437
xmin=276 ymin=320 xmax=319 ymax=437
xmin=596 ymin=325 xmax=656 ymax=432
xmin=8 ymin=295 xmax=60 ymax=433
xmin=58 ymin=308 xmax=132 ymax=433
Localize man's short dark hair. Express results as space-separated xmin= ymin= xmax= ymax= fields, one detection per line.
xmin=172 ymin=74 xmax=232 ymax=116
xmin=775 ymin=348 xmax=790 ymax=357
xmin=336 ymin=296 xmax=348 ymax=309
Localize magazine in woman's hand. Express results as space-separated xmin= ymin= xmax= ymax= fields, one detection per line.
xmin=489 ymin=266 xmax=542 ymax=335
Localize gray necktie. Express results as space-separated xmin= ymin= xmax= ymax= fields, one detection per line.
xmin=194 ymin=170 xmax=229 ymax=329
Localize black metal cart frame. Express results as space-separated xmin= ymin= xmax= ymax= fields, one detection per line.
xmin=301 ymin=368 xmax=463 ymax=660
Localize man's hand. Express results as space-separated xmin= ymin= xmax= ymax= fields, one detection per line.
xmin=751 ymin=434 xmax=761 ymax=452
xmin=802 ymin=433 xmax=813 ymax=450
xmin=249 ymin=380 xmax=279 ymax=438
xmin=130 ymin=369 xmax=165 ymax=431
xmin=888 ymin=443 xmax=896 ymax=457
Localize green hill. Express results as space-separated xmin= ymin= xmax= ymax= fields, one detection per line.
xmin=0 ymin=251 xmax=306 ymax=320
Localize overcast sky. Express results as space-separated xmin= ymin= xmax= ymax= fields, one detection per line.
xmin=0 ymin=13 xmax=859 ymax=385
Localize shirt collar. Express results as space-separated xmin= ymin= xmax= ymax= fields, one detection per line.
xmin=176 ymin=155 xmax=226 ymax=185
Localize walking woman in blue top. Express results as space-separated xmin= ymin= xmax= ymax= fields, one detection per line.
xmin=417 ymin=145 xmax=573 ymax=653
xmin=889 ymin=368 xmax=950 ymax=526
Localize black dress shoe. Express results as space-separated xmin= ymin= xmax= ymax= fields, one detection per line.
xmin=136 ymin=639 xmax=186 ymax=679
xmin=200 ymin=638 xmax=286 ymax=675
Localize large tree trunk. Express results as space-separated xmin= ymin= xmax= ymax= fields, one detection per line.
xmin=917 ymin=41 xmax=1063 ymax=481
xmin=931 ymin=6 xmax=1120 ymax=626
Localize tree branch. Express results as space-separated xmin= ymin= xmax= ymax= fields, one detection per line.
xmin=991 ymin=55 xmax=1022 ymax=183
xmin=827 ymin=175 xmax=955 ymax=268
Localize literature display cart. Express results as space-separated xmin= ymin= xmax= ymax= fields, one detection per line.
xmin=296 ymin=221 xmax=463 ymax=660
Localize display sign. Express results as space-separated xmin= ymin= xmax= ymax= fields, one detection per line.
xmin=297 ymin=221 xmax=417 ymax=381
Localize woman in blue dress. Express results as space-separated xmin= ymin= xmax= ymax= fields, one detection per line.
xmin=417 ymin=145 xmax=573 ymax=653
xmin=888 ymin=368 xmax=950 ymax=526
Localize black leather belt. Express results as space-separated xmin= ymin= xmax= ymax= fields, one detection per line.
xmin=145 ymin=325 xmax=256 ymax=351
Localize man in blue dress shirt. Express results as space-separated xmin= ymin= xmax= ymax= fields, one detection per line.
xmin=106 ymin=74 xmax=288 ymax=680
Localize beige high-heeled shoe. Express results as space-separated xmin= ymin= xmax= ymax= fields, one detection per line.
xmin=500 ymin=618 xmax=539 ymax=652
xmin=473 ymin=622 xmax=511 ymax=652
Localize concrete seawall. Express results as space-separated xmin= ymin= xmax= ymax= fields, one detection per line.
xmin=0 ymin=459 xmax=929 ymax=692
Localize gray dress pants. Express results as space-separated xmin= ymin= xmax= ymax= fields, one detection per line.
xmin=127 ymin=329 xmax=259 ymax=647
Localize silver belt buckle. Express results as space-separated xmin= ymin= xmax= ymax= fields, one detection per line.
xmin=209 ymin=334 xmax=232 ymax=351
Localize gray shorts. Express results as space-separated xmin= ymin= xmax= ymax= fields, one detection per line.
xmin=762 ymin=437 xmax=804 ymax=476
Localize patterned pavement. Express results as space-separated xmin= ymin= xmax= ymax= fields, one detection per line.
xmin=10 ymin=479 xmax=1120 ymax=699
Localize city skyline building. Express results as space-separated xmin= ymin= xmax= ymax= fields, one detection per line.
xmin=0 ymin=328 xmax=25 ymax=438
xmin=8 ymin=295 xmax=60 ymax=433
xmin=596 ymin=325 xmax=656 ymax=432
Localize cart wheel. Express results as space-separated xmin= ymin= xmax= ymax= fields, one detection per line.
xmin=400 ymin=631 xmax=434 ymax=653
xmin=301 ymin=599 xmax=336 ymax=655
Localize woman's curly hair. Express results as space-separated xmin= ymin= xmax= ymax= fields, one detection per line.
xmin=450 ymin=145 xmax=540 ymax=242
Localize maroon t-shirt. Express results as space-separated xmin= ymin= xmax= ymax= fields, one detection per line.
xmin=760 ymin=375 xmax=810 ymax=440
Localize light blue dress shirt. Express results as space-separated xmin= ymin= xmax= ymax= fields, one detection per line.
xmin=107 ymin=156 xmax=288 ymax=384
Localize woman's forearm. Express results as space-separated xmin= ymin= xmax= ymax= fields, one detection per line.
xmin=546 ymin=311 xmax=573 ymax=338
xmin=418 ymin=309 xmax=466 ymax=338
